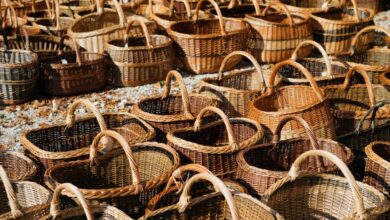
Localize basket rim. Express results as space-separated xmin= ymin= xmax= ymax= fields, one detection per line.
xmin=365 ymin=141 xmax=390 ymax=169
xmin=0 ymin=49 xmax=39 ymax=68
xmin=0 ymin=151 xmax=38 ymax=181
xmin=40 ymin=51 xmax=105 ymax=69
xmin=105 ymin=34 xmax=173 ymax=51
xmin=245 ymin=11 xmax=310 ymax=27
xmin=310 ymin=7 xmax=374 ymax=25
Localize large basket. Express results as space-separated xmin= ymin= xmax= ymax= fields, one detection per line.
xmin=105 ymin=17 xmax=174 ymax=87
xmin=167 ymin=0 xmax=249 ymax=74
xmin=236 ymin=115 xmax=353 ymax=197
xmin=248 ymin=60 xmax=336 ymax=141
xmin=167 ymin=106 xmax=263 ymax=178
xmin=45 ymin=130 xmax=180 ymax=218
xmin=245 ymin=1 xmax=312 ymax=64
xmin=262 ymin=150 xmax=390 ymax=219
xmin=132 ymin=70 xmax=220 ymax=141
xmin=0 ymin=151 xmax=37 ymax=181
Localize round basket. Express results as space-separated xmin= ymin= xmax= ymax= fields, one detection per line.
xmin=167 ymin=106 xmax=264 ymax=178
xmin=45 ymin=130 xmax=180 ymax=218
xmin=0 ymin=151 xmax=37 ymax=181
xmin=236 ymin=115 xmax=353 ymax=197
xmin=278 ymin=0 xmax=346 ymax=14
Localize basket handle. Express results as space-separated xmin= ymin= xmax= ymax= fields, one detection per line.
xmin=1 ymin=0 xmax=19 ymax=30
xmin=125 ymin=17 xmax=152 ymax=49
xmin=262 ymin=150 xmax=366 ymax=217
xmin=169 ymin=0 xmax=192 ymax=18
xmin=162 ymin=70 xmax=195 ymax=120
xmin=340 ymin=66 xmax=376 ymax=107
xmin=50 ymin=183 xmax=95 ymax=220
xmin=194 ymin=106 xmax=239 ymax=152
xmin=261 ymin=1 xmax=294 ymax=25
xmin=43 ymin=0 xmax=53 ymax=18
xmin=268 ymin=60 xmax=325 ymax=101
xmin=218 ymin=51 xmax=266 ymax=89
xmin=291 ymin=40 xmax=332 ymax=77
xmin=354 ymin=100 xmax=390 ymax=134
xmin=53 ymin=0 xmax=61 ymax=29
xmin=0 ymin=165 xmax=23 ymax=218
xmin=58 ymin=34 xmax=82 ymax=66
xmin=177 ymin=173 xmax=240 ymax=220
xmin=350 ymin=25 xmax=390 ymax=55
xmin=193 ymin=0 xmax=225 ymax=36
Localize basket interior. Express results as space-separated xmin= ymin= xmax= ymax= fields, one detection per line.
xmin=170 ymin=18 xmax=247 ymax=35
xmin=313 ymin=8 xmax=372 ymax=21
xmin=26 ymin=10 xmax=50 ymax=18
xmin=371 ymin=143 xmax=390 ymax=163
xmin=71 ymin=12 xmax=120 ymax=33
xmin=0 ymin=50 xmax=33 ymax=64
xmin=279 ymin=0 xmax=322 ymax=8
xmin=110 ymin=35 xmax=170 ymax=48
xmin=42 ymin=52 xmax=101 ymax=65
xmin=250 ymin=13 xmax=306 ymax=25
xmin=0 ymin=153 xmax=32 ymax=181
xmin=208 ymin=5 xmax=270 ymax=18
xmin=338 ymin=50 xmax=390 ymax=67
xmin=35 ymin=18 xmax=74 ymax=28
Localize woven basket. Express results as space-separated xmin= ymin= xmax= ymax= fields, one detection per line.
xmin=167 ymin=106 xmax=263 ymax=178
xmin=0 ymin=151 xmax=37 ymax=181
xmin=245 ymin=1 xmax=312 ymax=64
xmin=236 ymin=115 xmax=353 ymax=197
xmin=45 ymin=130 xmax=180 ymax=218
xmin=278 ymin=0 xmax=346 ymax=14
xmin=141 ymin=173 xmax=284 ymax=220
xmin=21 ymin=99 xmax=155 ymax=170
xmin=132 ymin=70 xmax=220 ymax=141
xmin=59 ymin=0 xmax=95 ymax=18
xmin=105 ymin=17 xmax=174 ymax=87
xmin=248 ymin=60 xmax=336 ymax=141
xmin=167 ymin=0 xmax=249 ymax=74
xmin=262 ymin=150 xmax=390 ymax=219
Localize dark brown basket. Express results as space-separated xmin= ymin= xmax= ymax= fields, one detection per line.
xmin=0 ymin=151 xmax=37 ymax=181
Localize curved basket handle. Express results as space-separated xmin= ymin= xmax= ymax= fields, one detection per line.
xmin=162 ymin=70 xmax=194 ymax=120
xmin=59 ymin=35 xmax=82 ymax=66
xmin=169 ymin=0 xmax=192 ymax=18
xmin=53 ymin=0 xmax=61 ymax=30
xmin=0 ymin=165 xmax=23 ymax=218
xmin=263 ymin=150 xmax=366 ymax=217
xmin=349 ymin=0 xmax=360 ymax=22
xmin=44 ymin=0 xmax=53 ymax=18
xmin=65 ymin=99 xmax=107 ymax=130
xmin=340 ymin=66 xmax=376 ymax=107
xmin=125 ymin=17 xmax=152 ymax=49
xmin=354 ymin=100 xmax=390 ymax=134
xmin=350 ymin=25 xmax=390 ymax=55
xmin=268 ymin=60 xmax=325 ymax=101
xmin=218 ymin=51 xmax=266 ymax=89
xmin=194 ymin=0 xmax=225 ymax=35
xmin=194 ymin=106 xmax=238 ymax=152
xmin=2 ymin=0 xmax=19 ymax=30
xmin=261 ymin=1 xmax=294 ymax=25
xmin=291 ymin=40 xmax=332 ymax=77
xmin=50 ymin=183 xmax=95 ymax=220
xmin=97 ymin=0 xmax=126 ymax=26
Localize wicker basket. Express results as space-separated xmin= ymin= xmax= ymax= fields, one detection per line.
xmin=132 ymin=70 xmax=220 ymax=141
xmin=245 ymin=1 xmax=312 ymax=64
xmin=262 ymin=150 xmax=390 ymax=219
xmin=278 ymin=0 xmax=346 ymax=14
xmin=167 ymin=106 xmax=263 ymax=178
xmin=236 ymin=115 xmax=353 ymax=197
xmin=45 ymin=130 xmax=180 ymax=218
xmin=140 ymin=173 xmax=284 ymax=219
xmin=167 ymin=0 xmax=249 ymax=74
xmin=248 ymin=60 xmax=336 ymax=141
xmin=0 ymin=151 xmax=37 ymax=181
xmin=105 ymin=17 xmax=174 ymax=87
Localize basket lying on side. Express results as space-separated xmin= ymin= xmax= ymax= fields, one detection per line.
xmin=45 ymin=130 xmax=180 ymax=218
xmin=262 ymin=150 xmax=390 ymax=219
xmin=0 ymin=151 xmax=37 ymax=181
xmin=236 ymin=115 xmax=353 ymax=197
xmin=248 ymin=60 xmax=336 ymax=141
xmin=167 ymin=106 xmax=263 ymax=178
xmin=245 ymin=1 xmax=312 ymax=64
xmin=141 ymin=173 xmax=284 ymax=220
xmin=132 ymin=70 xmax=220 ymax=141
xmin=105 ymin=17 xmax=174 ymax=87
xmin=278 ymin=0 xmax=345 ymax=14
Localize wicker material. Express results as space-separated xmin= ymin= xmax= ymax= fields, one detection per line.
xmin=132 ymin=70 xmax=220 ymax=141
xmin=45 ymin=130 xmax=180 ymax=218
xmin=105 ymin=17 xmax=174 ymax=87
xmin=354 ymin=0 xmax=383 ymax=13
xmin=59 ymin=0 xmax=95 ymax=18
xmin=167 ymin=0 xmax=249 ymax=74
xmin=207 ymin=1 xmax=270 ymax=20
xmin=381 ymin=71 xmax=390 ymax=89
xmin=236 ymin=115 xmax=353 ymax=197
xmin=162 ymin=0 xmax=198 ymax=13
xmin=1 ymin=0 xmax=47 ymax=18
xmin=0 ymin=1 xmax=28 ymax=37
xmin=167 ymin=106 xmax=263 ymax=178
xmin=248 ymin=60 xmax=336 ymax=141
xmin=21 ymin=99 xmax=155 ymax=170
xmin=278 ymin=0 xmax=345 ymax=14
xmin=245 ymin=1 xmax=312 ymax=64
xmin=262 ymin=150 xmax=389 ymax=219
xmin=0 ymin=151 xmax=37 ymax=181
xmin=24 ymin=0 xmax=52 ymax=23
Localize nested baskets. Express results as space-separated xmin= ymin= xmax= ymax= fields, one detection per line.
xmin=45 ymin=130 xmax=180 ymax=218
xmin=105 ymin=17 xmax=174 ymax=87
xmin=21 ymin=99 xmax=155 ymax=170
xmin=236 ymin=115 xmax=353 ymax=197
xmin=245 ymin=1 xmax=312 ymax=63
xmin=262 ymin=150 xmax=390 ymax=219
xmin=0 ymin=151 xmax=37 ymax=181
xmin=40 ymin=35 xmax=106 ymax=96
xmin=248 ymin=60 xmax=336 ymax=141
xmin=167 ymin=0 xmax=249 ymax=74
xmin=141 ymin=173 xmax=284 ymax=220
xmin=132 ymin=70 xmax=220 ymax=141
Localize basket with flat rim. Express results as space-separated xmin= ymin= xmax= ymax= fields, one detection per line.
xmin=0 ymin=151 xmax=37 ymax=181
xmin=262 ymin=150 xmax=390 ymax=219
xmin=44 ymin=130 xmax=180 ymax=218
xmin=132 ymin=70 xmax=220 ymax=141
xmin=167 ymin=0 xmax=249 ymax=74
xmin=105 ymin=17 xmax=174 ymax=87
xmin=236 ymin=115 xmax=353 ymax=197
xmin=248 ymin=60 xmax=336 ymax=141
xmin=21 ymin=99 xmax=155 ymax=170
xmin=245 ymin=1 xmax=313 ymax=64
xmin=167 ymin=106 xmax=264 ymax=178
xmin=140 ymin=173 xmax=284 ymax=219
xmin=199 ymin=51 xmax=282 ymax=117
xmin=207 ymin=0 xmax=269 ymax=20
xmin=278 ymin=0 xmax=346 ymax=14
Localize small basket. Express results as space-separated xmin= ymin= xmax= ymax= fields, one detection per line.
xmin=167 ymin=106 xmax=264 ymax=178
xmin=236 ymin=115 xmax=353 ymax=197
xmin=105 ymin=17 xmax=174 ymax=87
xmin=0 ymin=151 xmax=37 ymax=181
xmin=45 ymin=130 xmax=180 ymax=218
xmin=262 ymin=150 xmax=390 ymax=219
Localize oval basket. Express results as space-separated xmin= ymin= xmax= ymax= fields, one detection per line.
xmin=0 ymin=151 xmax=37 ymax=181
